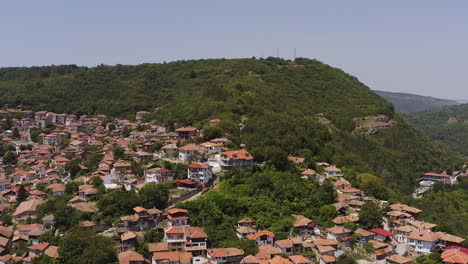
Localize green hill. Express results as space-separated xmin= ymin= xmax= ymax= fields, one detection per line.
xmin=0 ymin=58 xmax=463 ymax=193
xmin=375 ymin=90 xmax=460 ymax=113
xmin=404 ymin=103 xmax=468 ymax=156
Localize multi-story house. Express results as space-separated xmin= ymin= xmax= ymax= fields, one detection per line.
xmin=164 ymin=226 xmax=186 ymax=251
xmin=207 ymin=248 xmax=244 ymax=264
xmin=178 ymin=144 xmax=200 ymax=161
xmin=220 ymin=149 xmax=254 ymax=172
xmin=166 ymin=208 xmax=189 ymax=226
xmin=145 ymin=168 xmax=175 ymax=183
xmin=246 ymin=230 xmax=275 ymax=246
xmin=187 ymin=163 xmax=214 ymax=185
xmin=175 ymin=127 xmax=197 ymax=140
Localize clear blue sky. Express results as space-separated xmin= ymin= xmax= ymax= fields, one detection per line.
xmin=1 ymin=1 xmax=467 ymax=99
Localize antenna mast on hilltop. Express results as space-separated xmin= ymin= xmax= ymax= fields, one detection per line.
xmin=276 ymin=48 xmax=279 ymax=58
xmin=294 ymin=48 xmax=296 ymax=60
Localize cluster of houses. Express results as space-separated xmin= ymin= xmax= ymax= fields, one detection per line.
xmin=0 ymin=108 xmax=466 ymax=264
xmin=0 ymin=109 xmax=259 ymax=263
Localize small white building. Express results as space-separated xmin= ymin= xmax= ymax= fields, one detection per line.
xmin=246 ymin=230 xmax=275 ymax=246
xmin=406 ymin=230 xmax=440 ymax=254
xmin=324 ymin=166 xmax=343 ymax=178
xmin=187 ymin=163 xmax=214 ymax=184
xmin=178 ymin=144 xmax=200 ymax=162
xmin=145 ymin=168 xmax=175 ymax=183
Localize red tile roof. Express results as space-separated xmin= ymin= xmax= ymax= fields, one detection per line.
xmin=369 ymin=228 xmax=394 ymax=237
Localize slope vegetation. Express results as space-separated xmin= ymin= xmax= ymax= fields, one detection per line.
xmin=404 ymin=103 xmax=468 ymax=156
xmin=0 ymin=58 xmax=462 ymax=193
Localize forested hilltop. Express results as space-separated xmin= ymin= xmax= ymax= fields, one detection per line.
xmin=404 ymin=103 xmax=468 ymax=156
xmin=0 ymin=58 xmax=463 ymax=194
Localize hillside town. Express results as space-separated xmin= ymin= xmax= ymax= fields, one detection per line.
xmin=0 ymin=108 xmax=465 ymax=264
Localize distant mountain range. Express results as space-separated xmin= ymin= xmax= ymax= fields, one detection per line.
xmin=374 ymin=90 xmax=461 ymax=113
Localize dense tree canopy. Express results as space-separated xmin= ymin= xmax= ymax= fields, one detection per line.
xmin=0 ymin=58 xmax=461 ymax=195
xmin=59 ymin=228 xmax=117 ymax=264
xmin=358 ymin=201 xmax=383 ymax=229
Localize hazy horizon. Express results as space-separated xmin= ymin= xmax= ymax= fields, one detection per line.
xmin=1 ymin=1 xmax=468 ymax=98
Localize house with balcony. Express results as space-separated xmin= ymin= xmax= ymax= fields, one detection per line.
xmin=184 ymin=226 xmax=208 ymax=256
xmin=178 ymin=144 xmax=201 ymax=162
xmin=326 ymin=226 xmax=350 ymax=242
xmin=145 ymin=168 xmax=175 ymax=184
xmin=220 ymin=149 xmax=254 ymax=172
xmin=167 ymin=208 xmax=189 ymax=226
xmin=246 ymin=230 xmax=275 ymax=246
xmin=420 ymin=171 xmax=456 ymax=185
xmin=164 ymin=226 xmax=186 ymax=251
xmin=175 ymin=127 xmax=198 ymax=140
xmin=187 ymin=163 xmax=214 ymax=186
xmin=207 ymin=248 xmax=244 ymax=264
xmin=324 ymin=166 xmax=343 ymax=178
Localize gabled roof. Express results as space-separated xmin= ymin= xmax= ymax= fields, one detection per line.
xmin=208 ymin=248 xmax=244 ymax=258
xmin=386 ymin=254 xmax=413 ymax=264
xmin=292 ymin=215 xmax=313 ymax=227
xmin=188 ymin=163 xmax=210 ymax=169
xmin=14 ymin=197 xmax=44 ymax=217
xmin=300 ymin=169 xmax=316 ymax=175
xmin=354 ymin=228 xmax=373 ymax=237
xmin=333 ymin=215 xmax=359 ymax=224
xmin=327 ymin=226 xmax=350 ymax=234
xmin=28 ymin=242 xmax=49 ymax=251
xmin=320 ymin=255 xmax=336 ymax=263
xmin=176 ymin=127 xmax=197 ymax=132
xmin=238 ymin=217 xmax=253 ymax=224
xmin=236 ymin=226 xmax=257 ymax=234
xmin=44 ymin=245 xmax=60 ymax=259
xmin=152 ymin=251 xmax=192 ymax=264
xmin=369 ymin=228 xmax=394 ymax=237
xmin=246 ymin=230 xmax=275 ymax=240
xmin=442 ymin=247 xmax=468 ymax=264
xmin=184 ymin=226 xmax=207 ymax=239
xmin=118 ymin=250 xmax=144 ymax=264
xmin=167 ymin=208 xmax=188 ymax=215
xmin=179 ymin=144 xmax=200 ymax=151
xmin=288 ymin=255 xmax=311 ymax=264
xmin=148 ymin=242 xmax=169 ymax=253
xmin=312 ymin=239 xmax=339 ymax=247
xmin=389 ymin=203 xmax=422 ymax=214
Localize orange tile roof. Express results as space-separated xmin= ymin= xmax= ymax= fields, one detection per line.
xmin=386 ymin=254 xmax=413 ymax=264
xmin=208 ymin=248 xmax=244 ymax=258
xmin=222 ymin=149 xmax=254 ymax=160
xmin=118 ymin=250 xmax=144 ymax=264
xmin=327 ymin=226 xmax=350 ymax=234
xmin=442 ymin=248 xmax=468 ymax=264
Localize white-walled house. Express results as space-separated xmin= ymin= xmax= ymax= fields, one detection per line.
xmin=246 ymin=230 xmax=275 ymax=246
xmin=178 ymin=144 xmax=200 ymax=162
xmin=220 ymin=149 xmax=254 ymax=172
xmin=324 ymin=166 xmax=343 ymax=178
xmin=326 ymin=226 xmax=350 ymax=242
xmin=187 ymin=163 xmax=214 ymax=184
xmin=406 ymin=230 xmax=440 ymax=254
xmin=145 ymin=168 xmax=175 ymax=183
